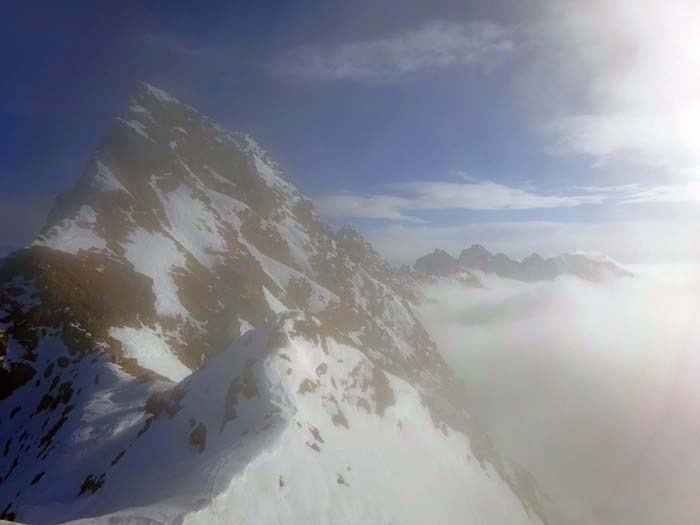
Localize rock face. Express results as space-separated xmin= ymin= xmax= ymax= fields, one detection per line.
xmin=411 ymin=250 xmax=483 ymax=288
xmin=415 ymin=244 xmax=632 ymax=283
xmin=0 ymin=84 xmax=549 ymax=524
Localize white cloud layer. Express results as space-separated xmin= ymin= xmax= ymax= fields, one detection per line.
xmin=275 ymin=20 xmax=512 ymax=83
xmin=417 ymin=266 xmax=700 ymax=524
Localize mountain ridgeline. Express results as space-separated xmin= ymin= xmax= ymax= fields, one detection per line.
xmin=0 ymin=84 xmax=552 ymax=524
xmin=414 ymin=244 xmax=633 ymax=283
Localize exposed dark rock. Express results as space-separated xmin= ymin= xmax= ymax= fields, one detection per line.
xmin=189 ymin=423 xmax=207 ymax=454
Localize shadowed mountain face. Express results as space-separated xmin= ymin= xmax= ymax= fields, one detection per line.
xmin=4 ymin=83 xmax=442 ymax=384
xmin=415 ymin=245 xmax=633 ymax=283
xmin=0 ymin=84 xmax=551 ymax=524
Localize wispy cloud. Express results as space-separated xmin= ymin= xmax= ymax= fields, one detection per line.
xmin=398 ymin=180 xmax=605 ymax=210
xmin=274 ymin=20 xmax=512 ymax=83
xmin=620 ymin=182 xmax=700 ymax=204
xmin=315 ymin=179 xmax=607 ymax=221
xmin=316 ymin=175 xmax=700 ymax=223
xmin=315 ymin=194 xmax=421 ymax=222
xmin=573 ymin=181 xmax=700 ymax=205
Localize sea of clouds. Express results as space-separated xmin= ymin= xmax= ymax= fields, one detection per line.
xmin=417 ymin=265 xmax=700 ymax=524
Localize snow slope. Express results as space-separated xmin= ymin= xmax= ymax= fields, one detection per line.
xmin=3 ymin=314 xmax=539 ymax=525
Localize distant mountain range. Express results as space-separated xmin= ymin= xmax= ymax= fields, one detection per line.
xmin=414 ymin=244 xmax=632 ymax=283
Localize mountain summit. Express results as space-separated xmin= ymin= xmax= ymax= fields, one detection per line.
xmin=0 ymin=84 xmax=549 ymax=524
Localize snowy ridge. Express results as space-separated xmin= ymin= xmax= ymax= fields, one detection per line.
xmin=2 ymin=314 xmax=540 ymax=524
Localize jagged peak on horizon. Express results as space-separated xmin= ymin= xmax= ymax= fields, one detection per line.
xmin=414 ymin=243 xmax=632 ymax=283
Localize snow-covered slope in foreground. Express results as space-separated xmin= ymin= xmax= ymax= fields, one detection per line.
xmin=14 ymin=314 xmax=538 ymax=525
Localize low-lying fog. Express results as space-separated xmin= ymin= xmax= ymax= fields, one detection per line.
xmin=417 ymin=265 xmax=700 ymax=525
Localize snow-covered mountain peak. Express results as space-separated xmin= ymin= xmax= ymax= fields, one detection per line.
xmin=0 ymin=84 xmax=552 ymax=523
xmin=1 ymin=80 xmax=452 ymax=434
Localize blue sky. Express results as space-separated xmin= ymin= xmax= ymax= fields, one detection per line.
xmin=4 ymin=0 xmax=700 ymax=262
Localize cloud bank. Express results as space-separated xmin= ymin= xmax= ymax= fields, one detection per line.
xmin=275 ymin=20 xmax=512 ymax=83
xmin=417 ymin=266 xmax=700 ymax=524
xmin=540 ymin=0 xmax=700 ymax=181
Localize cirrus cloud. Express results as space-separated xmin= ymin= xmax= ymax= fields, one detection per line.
xmin=316 ymin=176 xmax=700 ymax=223
xmin=315 ymin=179 xmax=607 ymax=221
xmin=274 ymin=20 xmax=513 ymax=83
